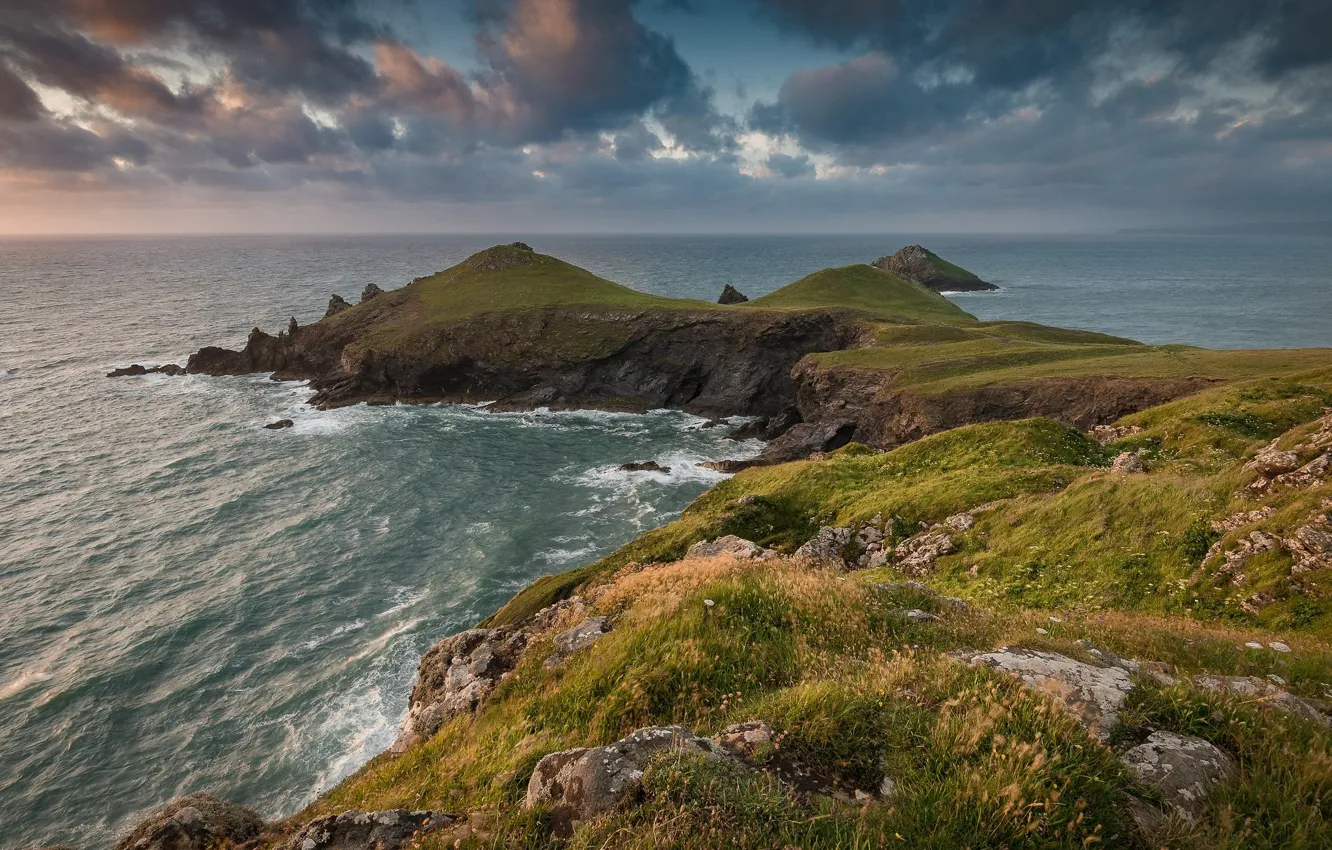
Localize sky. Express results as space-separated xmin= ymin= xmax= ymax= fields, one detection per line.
xmin=0 ymin=0 xmax=1329 ymax=234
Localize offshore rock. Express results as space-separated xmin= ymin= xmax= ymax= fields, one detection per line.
xmin=113 ymin=793 xmax=263 ymax=850
xmin=1122 ymin=732 xmax=1235 ymax=827
xmin=955 ymin=647 xmax=1135 ymax=739
xmin=286 ymin=810 xmax=457 ymax=850
xmin=619 ymin=461 xmax=670 ymax=473
xmin=718 ymin=284 xmax=749 ymax=304
xmin=526 ymin=726 xmax=726 ymax=836
xmin=871 ymin=245 xmax=997 ymax=292
xmin=107 ymin=364 xmax=185 ymax=378
xmin=264 ymin=419 xmax=295 ymax=430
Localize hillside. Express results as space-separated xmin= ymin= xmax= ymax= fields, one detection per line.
xmin=92 ymin=245 xmax=1332 ymax=850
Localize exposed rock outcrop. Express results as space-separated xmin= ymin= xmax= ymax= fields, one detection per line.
xmin=954 ymin=647 xmax=1136 ymax=738
xmin=1192 ymin=675 xmax=1331 ymax=727
xmin=686 ymin=536 xmax=772 ymax=560
xmin=718 ymin=284 xmax=749 ymax=304
xmin=1121 ymin=732 xmax=1235 ymax=827
xmin=871 ymin=245 xmax=997 ymax=292
xmin=107 ymin=364 xmax=185 ymax=378
xmin=264 ymin=419 xmax=295 ymax=430
xmin=619 ymin=461 xmax=670 ymax=473
xmin=285 ymin=809 xmax=456 ymax=850
xmin=324 ymin=295 xmax=351 ymax=319
xmin=113 ymin=794 xmax=263 ymax=850
xmin=360 ymin=283 xmax=384 ymax=303
xmin=545 ymin=616 xmax=611 ymax=667
xmin=526 ymin=726 xmax=728 ymax=836
xmin=894 ymin=530 xmax=956 ymax=576
xmin=1110 ymin=450 xmax=1146 ymax=473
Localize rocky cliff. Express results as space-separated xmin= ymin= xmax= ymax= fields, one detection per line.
xmin=872 ymin=244 xmax=998 ymax=292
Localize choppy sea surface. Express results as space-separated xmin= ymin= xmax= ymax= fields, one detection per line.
xmin=2 ymin=234 xmax=1330 ymax=849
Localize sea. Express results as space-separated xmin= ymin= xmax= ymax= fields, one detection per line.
xmin=1 ymin=233 xmax=1330 ymax=849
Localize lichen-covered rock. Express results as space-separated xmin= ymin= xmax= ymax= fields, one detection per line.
xmin=1121 ymin=732 xmax=1235 ymax=826
xmin=1244 ymin=440 xmax=1302 ymax=476
xmin=1215 ymin=530 xmax=1280 ymax=586
xmin=955 ymin=647 xmax=1135 ymax=738
xmin=392 ymin=627 xmax=527 ymax=752
xmin=686 ymin=535 xmax=770 ymax=560
xmin=1287 ymin=515 xmax=1332 ymax=575
xmin=1110 ymin=451 xmax=1146 ymax=473
xmin=794 ymin=526 xmax=855 ymax=567
xmin=1192 ymin=675 xmax=1331 ymax=727
xmin=526 ymin=726 xmax=724 ymax=836
xmin=893 ymin=530 xmax=954 ymax=576
xmin=943 ymin=512 xmax=975 ymax=531
xmin=1090 ymin=424 xmax=1144 ymax=443
xmin=1273 ymin=452 xmax=1331 ymax=488
xmin=286 ymin=809 xmax=456 ymax=850
xmin=545 ymin=616 xmax=612 ymax=667
xmin=113 ymin=793 xmax=263 ymax=850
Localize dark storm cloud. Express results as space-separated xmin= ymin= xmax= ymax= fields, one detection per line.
xmin=764 ymin=151 xmax=811 ymax=178
xmin=0 ymin=59 xmax=44 ymax=119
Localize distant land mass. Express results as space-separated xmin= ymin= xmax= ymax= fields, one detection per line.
xmin=1117 ymin=221 xmax=1332 ymax=237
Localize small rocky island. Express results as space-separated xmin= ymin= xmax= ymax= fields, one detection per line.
xmin=872 ymin=244 xmax=999 ymax=292
xmin=86 ymin=244 xmax=1332 ymax=850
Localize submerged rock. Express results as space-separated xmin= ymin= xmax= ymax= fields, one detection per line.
xmin=286 ymin=809 xmax=457 ymax=850
xmin=718 ymin=284 xmax=749 ymax=304
xmin=113 ymin=793 xmax=263 ymax=850
xmin=955 ymin=647 xmax=1135 ymax=738
xmin=1121 ymin=732 xmax=1235 ymax=826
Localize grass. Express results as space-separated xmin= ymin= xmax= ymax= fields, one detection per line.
xmin=744 ymin=264 xmax=978 ymax=324
xmin=283 ymin=555 xmax=1331 ymax=849
xmin=923 ymin=247 xmax=983 ymax=281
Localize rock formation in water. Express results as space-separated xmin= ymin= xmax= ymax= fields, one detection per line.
xmin=872 ymin=244 xmax=998 ymax=292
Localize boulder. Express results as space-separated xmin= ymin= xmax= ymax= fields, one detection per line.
xmin=955 ymin=647 xmax=1135 ymax=738
xmin=360 ymin=283 xmax=384 ymax=303
xmin=1273 ymin=452 xmax=1330 ymax=488
xmin=1192 ymin=675 xmax=1331 ymax=727
xmin=717 ymin=284 xmax=749 ymax=305
xmin=1110 ymin=451 xmax=1146 ymax=474
xmin=1121 ymin=732 xmax=1235 ymax=826
xmin=893 ymin=530 xmax=955 ymax=576
xmin=1244 ymin=440 xmax=1301 ymax=476
xmin=619 ymin=461 xmax=670 ymax=473
xmin=286 ymin=810 xmax=456 ymax=850
xmin=392 ymin=627 xmax=528 ymax=752
xmin=794 ymin=526 xmax=855 ymax=568
xmin=264 ymin=419 xmax=295 ymax=430
xmin=545 ymin=616 xmax=612 ymax=667
xmin=526 ymin=726 xmax=724 ymax=836
xmin=686 ymin=535 xmax=770 ymax=560
xmin=113 ymin=793 xmax=263 ymax=850
xmin=324 ymin=295 xmax=351 ymax=318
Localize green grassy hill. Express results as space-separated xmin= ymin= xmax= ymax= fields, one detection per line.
xmin=745 ymin=264 xmax=978 ymax=324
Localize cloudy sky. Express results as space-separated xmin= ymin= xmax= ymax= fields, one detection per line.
xmin=1 ymin=0 xmax=1329 ymax=234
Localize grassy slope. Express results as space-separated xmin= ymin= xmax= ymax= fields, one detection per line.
xmin=744 ymin=264 xmax=978 ymax=324
xmin=924 ymin=247 xmax=983 ymax=281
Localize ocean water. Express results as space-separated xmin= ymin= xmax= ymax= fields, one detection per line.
xmin=1 ymin=234 xmax=1329 ymax=849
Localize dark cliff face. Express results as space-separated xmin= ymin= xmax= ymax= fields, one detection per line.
xmin=188 ymin=308 xmax=868 ymax=417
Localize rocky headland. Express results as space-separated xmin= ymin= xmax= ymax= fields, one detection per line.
xmin=871 ymin=244 xmax=999 ymax=292
xmin=79 ymin=245 xmax=1332 ymax=850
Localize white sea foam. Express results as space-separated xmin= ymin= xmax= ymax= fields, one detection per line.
xmin=306 ymin=683 xmax=398 ymax=797
xmin=346 ymin=617 xmax=425 ymax=665
xmin=299 ymin=619 xmax=367 ymax=653
xmin=535 ymin=545 xmax=598 ymax=565
xmin=0 ymin=669 xmax=54 ymax=701
xmin=378 ymin=587 xmax=426 ymax=619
